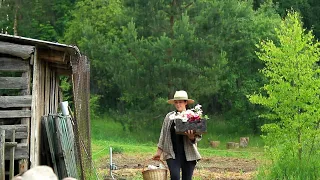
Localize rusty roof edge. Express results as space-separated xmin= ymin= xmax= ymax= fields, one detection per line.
xmin=0 ymin=33 xmax=81 ymax=56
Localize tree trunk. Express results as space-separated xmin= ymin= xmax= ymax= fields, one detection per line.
xmin=13 ymin=0 xmax=20 ymax=36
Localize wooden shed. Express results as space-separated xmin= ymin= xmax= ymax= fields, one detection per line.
xmin=0 ymin=33 xmax=91 ymax=179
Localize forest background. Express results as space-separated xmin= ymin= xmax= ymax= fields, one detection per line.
xmin=2 ymin=0 xmax=320 ymax=179
xmin=1 ymin=0 xmax=320 ymax=140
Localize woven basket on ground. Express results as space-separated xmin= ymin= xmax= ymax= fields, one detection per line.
xmin=142 ymin=159 xmax=168 ymax=180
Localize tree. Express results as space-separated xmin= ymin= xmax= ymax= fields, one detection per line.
xmin=254 ymin=0 xmax=320 ymax=39
xmin=0 ymin=0 xmax=75 ymax=41
xmin=249 ymin=12 xmax=320 ymax=179
xmin=190 ymin=0 xmax=281 ymax=133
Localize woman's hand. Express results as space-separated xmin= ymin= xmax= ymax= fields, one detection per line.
xmin=153 ymin=148 xmax=163 ymax=160
xmin=185 ymin=130 xmax=195 ymax=140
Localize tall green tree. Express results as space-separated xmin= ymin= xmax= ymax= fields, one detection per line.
xmin=254 ymin=0 xmax=320 ymax=39
xmin=0 ymin=0 xmax=75 ymax=41
xmin=191 ymin=0 xmax=281 ymax=133
xmin=64 ymin=0 xmax=129 ymax=111
xmin=64 ymin=0 xmax=283 ymax=133
xmin=249 ymin=12 xmax=320 ymax=179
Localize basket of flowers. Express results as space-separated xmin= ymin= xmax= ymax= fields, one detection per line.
xmin=169 ymin=104 xmax=209 ymax=135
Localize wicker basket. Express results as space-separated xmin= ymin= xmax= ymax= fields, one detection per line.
xmin=142 ymin=159 xmax=168 ymax=180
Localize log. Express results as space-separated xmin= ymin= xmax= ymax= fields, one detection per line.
xmin=240 ymin=137 xmax=249 ymax=148
xmin=0 ymin=57 xmax=29 ymax=72
xmin=0 ymin=95 xmax=32 ymax=108
xmin=0 ymin=77 xmax=28 ymax=90
xmin=0 ymin=110 xmax=31 ymax=118
xmin=210 ymin=141 xmax=220 ymax=148
xmin=226 ymin=142 xmax=236 ymax=149
xmin=0 ymin=41 xmax=34 ymax=59
xmin=234 ymin=143 xmax=239 ymax=149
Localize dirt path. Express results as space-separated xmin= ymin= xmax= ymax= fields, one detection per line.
xmin=96 ymin=153 xmax=259 ymax=180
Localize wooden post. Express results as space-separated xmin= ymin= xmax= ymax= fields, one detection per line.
xmin=9 ymin=129 xmax=16 ymax=179
xmin=30 ymin=49 xmax=39 ymax=168
xmin=19 ymin=56 xmax=31 ymax=173
xmin=0 ymin=129 xmax=5 ymax=180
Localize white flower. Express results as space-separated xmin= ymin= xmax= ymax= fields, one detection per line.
xmin=195 ymin=104 xmax=202 ymax=110
xmin=181 ymin=117 xmax=188 ymax=122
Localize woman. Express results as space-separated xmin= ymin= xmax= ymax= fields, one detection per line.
xmin=153 ymin=90 xmax=202 ymax=180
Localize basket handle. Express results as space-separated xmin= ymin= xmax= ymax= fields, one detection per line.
xmin=142 ymin=158 xmax=168 ymax=172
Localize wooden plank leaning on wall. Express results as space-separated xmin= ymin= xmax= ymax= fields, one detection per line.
xmin=19 ymin=54 xmax=32 ymax=174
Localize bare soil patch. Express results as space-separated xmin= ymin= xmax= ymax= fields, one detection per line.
xmin=96 ymin=153 xmax=259 ymax=180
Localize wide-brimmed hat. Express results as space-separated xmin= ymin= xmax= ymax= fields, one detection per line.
xmin=167 ymin=90 xmax=195 ymax=104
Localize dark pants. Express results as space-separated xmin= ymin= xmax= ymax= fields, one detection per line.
xmin=166 ymin=158 xmax=197 ymax=180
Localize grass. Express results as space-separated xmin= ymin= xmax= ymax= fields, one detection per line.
xmin=91 ymin=115 xmax=264 ymax=160
xmin=90 ymin=115 xmax=265 ymax=179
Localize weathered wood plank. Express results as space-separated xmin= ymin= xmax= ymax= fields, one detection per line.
xmin=30 ymin=48 xmax=41 ymax=168
xmin=9 ymin=129 xmax=15 ymax=180
xmin=20 ymin=68 xmax=31 ymax=173
xmin=45 ymin=63 xmax=50 ymax=115
xmin=0 ymin=124 xmax=27 ymax=131
xmin=0 ymin=130 xmax=5 ymax=180
xmin=0 ymin=110 xmax=31 ymax=118
xmin=38 ymin=49 xmax=66 ymax=63
xmin=5 ymin=132 xmax=27 ymax=140
xmin=5 ymin=143 xmax=28 ymax=160
xmin=0 ymin=77 xmax=28 ymax=90
xmin=0 ymin=95 xmax=32 ymax=108
xmin=5 ymin=142 xmax=17 ymax=147
xmin=0 ymin=57 xmax=29 ymax=72
xmin=0 ymin=41 xmax=34 ymax=59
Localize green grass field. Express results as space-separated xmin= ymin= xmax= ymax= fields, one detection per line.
xmin=91 ymin=115 xmax=264 ymax=156
xmin=90 ymin=115 xmax=265 ymax=179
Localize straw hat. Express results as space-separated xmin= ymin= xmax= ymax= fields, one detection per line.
xmin=167 ymin=90 xmax=194 ymax=104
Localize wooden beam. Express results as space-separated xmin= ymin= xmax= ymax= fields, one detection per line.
xmin=0 ymin=124 xmax=28 ymax=140
xmin=0 ymin=130 xmax=4 ymax=180
xmin=0 ymin=124 xmax=28 ymax=131
xmin=5 ymin=132 xmax=27 ymax=140
xmin=44 ymin=63 xmax=50 ymax=115
xmin=30 ymin=48 xmax=42 ymax=168
xmin=0 ymin=57 xmax=29 ymax=72
xmin=5 ymin=143 xmax=28 ymax=160
xmin=0 ymin=42 xmax=34 ymax=60
xmin=0 ymin=77 xmax=28 ymax=90
xmin=0 ymin=95 xmax=32 ymax=108
xmin=8 ymin=129 xmax=15 ymax=180
xmin=0 ymin=110 xmax=31 ymax=118
xmin=20 ymin=64 xmax=32 ymax=173
xmin=38 ymin=49 xmax=66 ymax=64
